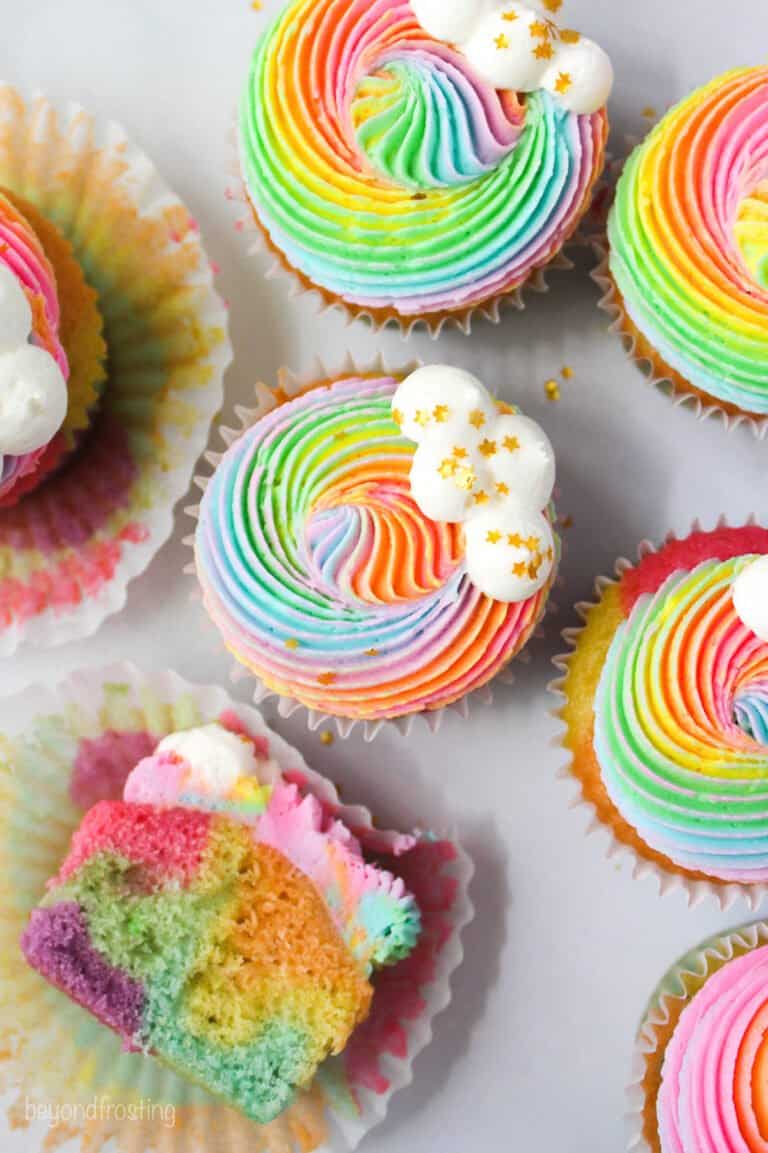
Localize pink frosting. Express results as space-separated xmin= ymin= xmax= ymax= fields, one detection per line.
xmin=657 ymin=944 xmax=768 ymax=1151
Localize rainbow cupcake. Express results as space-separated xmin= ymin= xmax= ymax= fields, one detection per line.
xmin=22 ymin=721 xmax=420 ymax=1124
xmin=631 ymin=922 xmax=768 ymax=1153
xmin=602 ymin=67 xmax=768 ymax=427
xmin=1 ymin=666 xmax=473 ymax=1153
xmin=554 ymin=522 xmax=768 ymax=903
xmin=194 ymin=363 xmax=559 ymax=729
xmin=0 ymin=88 xmax=229 ymax=655
xmin=238 ymin=0 xmax=611 ymax=331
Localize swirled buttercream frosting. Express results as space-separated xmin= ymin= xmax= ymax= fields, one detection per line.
xmin=647 ymin=935 xmax=768 ymax=1153
xmin=561 ymin=525 xmax=768 ymax=887
xmin=195 ymin=374 xmax=557 ymax=721
xmin=239 ymin=0 xmax=608 ymax=323
xmin=608 ymin=68 xmax=768 ymax=416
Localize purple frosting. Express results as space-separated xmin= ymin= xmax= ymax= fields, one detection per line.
xmin=21 ymin=902 xmax=144 ymax=1047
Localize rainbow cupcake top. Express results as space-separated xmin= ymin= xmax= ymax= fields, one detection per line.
xmin=22 ymin=722 xmax=420 ymax=1124
xmin=608 ymin=68 xmax=768 ymax=415
xmin=653 ymin=940 xmax=768 ymax=1152
xmin=195 ymin=369 xmax=558 ymax=721
xmin=0 ymin=193 xmax=69 ymax=505
xmin=581 ymin=527 xmax=768 ymax=884
xmin=239 ymin=0 xmax=609 ymax=322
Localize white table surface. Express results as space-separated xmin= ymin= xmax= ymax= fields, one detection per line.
xmin=1 ymin=2 xmax=767 ymax=1151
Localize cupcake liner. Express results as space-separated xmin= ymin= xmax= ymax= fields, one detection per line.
xmin=0 ymin=662 xmax=474 ymax=1153
xmin=0 ymin=86 xmax=232 ymax=656
xmin=549 ymin=513 xmax=768 ymax=911
xmin=626 ymin=920 xmax=768 ymax=1153
xmin=590 ymin=140 xmax=768 ymax=439
xmin=185 ymin=352 xmax=559 ymax=741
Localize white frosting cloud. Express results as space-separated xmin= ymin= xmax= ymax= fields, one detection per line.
xmin=411 ymin=0 xmax=613 ymax=115
xmin=732 ymin=557 xmax=768 ymax=644
xmin=393 ymin=365 xmax=556 ymax=603
xmin=0 ymin=264 xmax=67 ymax=459
xmin=154 ymin=723 xmax=260 ymax=795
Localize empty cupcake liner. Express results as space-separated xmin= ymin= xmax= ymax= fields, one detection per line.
xmin=0 ymin=86 xmax=231 ymax=657
xmin=184 ymin=352 xmax=560 ymax=741
xmin=549 ymin=513 xmax=768 ymax=911
xmin=590 ymin=140 xmax=768 ymax=439
xmin=627 ymin=920 xmax=768 ymax=1153
xmin=0 ymin=662 xmax=474 ymax=1153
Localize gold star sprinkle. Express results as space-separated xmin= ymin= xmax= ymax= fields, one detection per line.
xmin=433 ymin=404 xmax=450 ymax=423
xmin=486 ymin=530 xmax=502 ymax=544
xmin=508 ymin=533 xmax=524 ymax=548
xmin=414 ymin=409 xmax=430 ymax=427
xmin=554 ymin=71 xmax=573 ymax=95
xmin=525 ymin=535 xmax=541 ymax=551
xmin=320 ymin=731 xmax=334 ymax=746
xmin=455 ymin=466 xmax=477 ymax=492
xmin=392 ymin=408 xmax=404 ymax=425
xmin=561 ymin=365 xmax=574 ymax=380
xmin=452 ymin=446 xmax=468 ymax=459
xmin=469 ymin=409 xmax=486 ymax=430
xmin=494 ymin=32 xmax=510 ymax=50
xmin=533 ymin=41 xmax=555 ymax=60
xmin=438 ymin=458 xmax=458 ymax=479
xmin=503 ymin=435 xmax=520 ymax=452
xmin=512 ymin=561 xmax=528 ymax=578
xmin=528 ymin=558 xmax=542 ymax=578
xmin=545 ymin=379 xmax=561 ymax=401
xmin=365 ymin=647 xmax=379 ymax=656
xmin=642 ymin=105 xmax=658 ymax=120
xmin=545 ymin=547 xmax=554 ymax=562
xmin=496 ymin=482 xmax=510 ymax=496
xmin=285 ymin=638 xmax=300 ymax=650
xmin=542 ymin=0 xmax=562 ymax=11
xmin=501 ymin=8 xmax=519 ymax=20
xmin=474 ymin=491 xmax=490 ymax=506
xmin=478 ymin=438 xmax=498 ymax=458
xmin=529 ymin=19 xmax=551 ymax=37
xmin=560 ymin=28 xmax=581 ymax=43
xmin=318 ymin=672 xmax=337 ymax=686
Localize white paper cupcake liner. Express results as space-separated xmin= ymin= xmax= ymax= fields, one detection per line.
xmin=626 ymin=920 xmax=768 ymax=1153
xmin=184 ymin=352 xmax=559 ymax=741
xmin=0 ymin=86 xmax=231 ymax=657
xmin=549 ymin=512 xmax=768 ymax=911
xmin=0 ymin=662 xmax=474 ymax=1153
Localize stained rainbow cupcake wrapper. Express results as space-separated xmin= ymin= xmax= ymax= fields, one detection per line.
xmin=626 ymin=920 xmax=768 ymax=1153
xmin=549 ymin=514 xmax=768 ymax=911
xmin=0 ymin=662 xmax=474 ymax=1153
xmin=0 ymin=87 xmax=231 ymax=658
xmin=185 ymin=353 xmax=555 ymax=742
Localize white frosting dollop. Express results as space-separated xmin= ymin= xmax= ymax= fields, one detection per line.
xmin=732 ymin=557 xmax=768 ymax=644
xmin=411 ymin=0 xmax=612 ymax=115
xmin=393 ymin=365 xmax=557 ymax=603
xmin=155 ymin=723 xmax=259 ymax=795
xmin=0 ymin=264 xmax=67 ymax=458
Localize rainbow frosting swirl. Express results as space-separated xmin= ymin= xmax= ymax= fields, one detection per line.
xmin=239 ymin=0 xmax=607 ymax=322
xmin=653 ymin=939 xmax=768 ymax=1153
xmin=195 ymin=375 xmax=554 ymax=721
xmin=608 ymin=68 xmax=768 ymax=415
